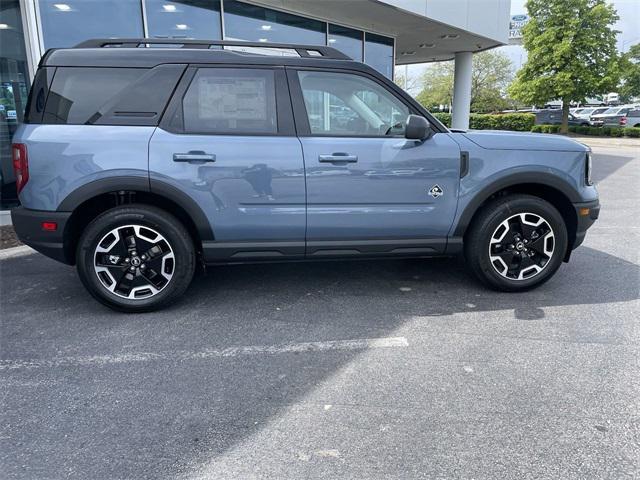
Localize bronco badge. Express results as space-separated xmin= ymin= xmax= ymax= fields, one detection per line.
xmin=428 ymin=185 xmax=444 ymax=198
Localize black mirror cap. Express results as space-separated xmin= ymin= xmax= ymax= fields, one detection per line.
xmin=405 ymin=114 xmax=433 ymax=140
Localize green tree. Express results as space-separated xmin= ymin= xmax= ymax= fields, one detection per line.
xmin=508 ymin=0 xmax=620 ymax=133
xmin=618 ymin=44 xmax=640 ymax=103
xmin=414 ymin=51 xmax=514 ymax=113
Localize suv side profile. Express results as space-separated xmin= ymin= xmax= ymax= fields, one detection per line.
xmin=12 ymin=39 xmax=600 ymax=312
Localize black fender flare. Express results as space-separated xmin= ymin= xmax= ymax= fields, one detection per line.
xmin=452 ymin=171 xmax=581 ymax=237
xmin=57 ymin=175 xmax=214 ymax=241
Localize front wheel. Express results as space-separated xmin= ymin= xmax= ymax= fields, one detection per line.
xmin=77 ymin=205 xmax=195 ymax=312
xmin=464 ymin=194 xmax=568 ymax=291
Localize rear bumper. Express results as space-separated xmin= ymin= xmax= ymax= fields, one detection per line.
xmin=572 ymin=199 xmax=600 ymax=250
xmin=11 ymin=207 xmax=73 ymax=264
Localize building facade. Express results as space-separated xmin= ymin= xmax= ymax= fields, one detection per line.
xmin=1 ymin=0 xmax=510 ymax=205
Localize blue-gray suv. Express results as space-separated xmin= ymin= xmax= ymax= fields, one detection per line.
xmin=11 ymin=39 xmax=600 ymax=312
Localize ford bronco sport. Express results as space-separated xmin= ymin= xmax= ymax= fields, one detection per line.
xmin=11 ymin=39 xmax=600 ymax=312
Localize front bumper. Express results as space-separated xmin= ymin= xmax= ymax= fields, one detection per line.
xmin=11 ymin=207 xmax=73 ymax=264
xmin=572 ymin=199 xmax=600 ymax=250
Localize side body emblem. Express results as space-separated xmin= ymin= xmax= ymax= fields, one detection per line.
xmin=428 ymin=185 xmax=444 ymax=198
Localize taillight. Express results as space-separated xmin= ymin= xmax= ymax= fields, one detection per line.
xmin=620 ymin=117 xmax=627 ymax=126
xmin=12 ymin=143 xmax=29 ymax=194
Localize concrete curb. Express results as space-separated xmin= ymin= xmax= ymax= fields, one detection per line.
xmin=0 ymin=210 xmax=11 ymax=227
xmin=0 ymin=245 xmax=35 ymax=260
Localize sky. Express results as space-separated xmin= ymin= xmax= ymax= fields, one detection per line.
xmin=402 ymin=0 xmax=640 ymax=90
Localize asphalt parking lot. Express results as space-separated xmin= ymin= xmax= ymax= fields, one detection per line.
xmin=1 ymin=139 xmax=638 ymax=480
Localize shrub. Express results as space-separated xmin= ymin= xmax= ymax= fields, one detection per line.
xmin=431 ymin=112 xmax=451 ymax=127
xmin=589 ymin=127 xmax=602 ymax=136
xmin=488 ymin=113 xmax=535 ymax=131
xmin=469 ymin=114 xmax=497 ymax=130
xmin=430 ymin=112 xmax=535 ymax=131
xmin=623 ymin=127 xmax=640 ymax=137
xmin=568 ymin=126 xmax=577 ymax=133
xmin=531 ymin=125 xmax=543 ymax=133
xmin=609 ymin=127 xmax=623 ymax=137
xmin=577 ymin=126 xmax=590 ymax=135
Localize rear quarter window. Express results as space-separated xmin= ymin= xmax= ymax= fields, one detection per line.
xmin=42 ymin=65 xmax=185 ymax=125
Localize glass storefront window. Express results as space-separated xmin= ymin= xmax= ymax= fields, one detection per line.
xmin=1 ymin=0 xmax=30 ymax=206
xmin=328 ymin=24 xmax=362 ymax=62
xmin=365 ymin=32 xmax=394 ymax=79
xmin=38 ymin=0 xmax=144 ymax=49
xmin=145 ymin=0 xmax=221 ymax=39
xmin=223 ymin=0 xmax=325 ymax=44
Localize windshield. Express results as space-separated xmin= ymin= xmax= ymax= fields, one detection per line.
xmin=602 ymin=107 xmax=619 ymax=114
xmin=580 ymin=108 xmax=595 ymax=114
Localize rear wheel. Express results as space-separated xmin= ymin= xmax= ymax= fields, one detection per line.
xmin=77 ymin=205 xmax=195 ymax=312
xmin=464 ymin=194 xmax=568 ymax=291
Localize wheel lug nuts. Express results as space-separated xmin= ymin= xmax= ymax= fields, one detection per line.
xmin=125 ymin=258 xmax=130 ymax=263
xmin=130 ymin=266 xmax=136 ymax=272
xmin=140 ymin=264 xmax=146 ymax=270
xmin=141 ymin=255 xmax=147 ymax=260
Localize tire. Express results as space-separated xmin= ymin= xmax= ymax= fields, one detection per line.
xmin=77 ymin=205 xmax=195 ymax=312
xmin=464 ymin=194 xmax=568 ymax=292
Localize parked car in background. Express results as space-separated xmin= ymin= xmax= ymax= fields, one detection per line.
xmin=620 ymin=109 xmax=640 ymax=128
xmin=590 ymin=106 xmax=634 ymax=126
xmin=534 ymin=109 xmax=589 ymax=126
xmin=573 ymin=107 xmax=608 ymax=121
xmin=605 ymin=92 xmax=620 ymax=105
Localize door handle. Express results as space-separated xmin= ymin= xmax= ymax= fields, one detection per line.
xmin=318 ymin=153 xmax=358 ymax=163
xmin=173 ymin=151 xmax=216 ymax=163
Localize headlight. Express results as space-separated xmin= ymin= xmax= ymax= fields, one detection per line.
xmin=585 ymin=151 xmax=593 ymax=185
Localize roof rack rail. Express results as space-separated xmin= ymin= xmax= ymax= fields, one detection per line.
xmin=73 ymin=38 xmax=351 ymax=60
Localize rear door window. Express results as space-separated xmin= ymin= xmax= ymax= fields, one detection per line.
xmin=179 ymin=68 xmax=278 ymax=135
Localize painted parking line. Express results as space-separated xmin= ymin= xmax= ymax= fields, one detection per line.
xmin=0 ymin=336 xmax=409 ymax=371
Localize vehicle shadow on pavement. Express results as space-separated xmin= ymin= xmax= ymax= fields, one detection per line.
xmin=185 ymin=245 xmax=639 ymax=319
xmin=592 ymin=152 xmax=635 ymax=184
xmin=1 ymin=246 xmax=638 ymax=479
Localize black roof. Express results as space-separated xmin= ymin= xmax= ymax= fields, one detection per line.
xmin=41 ymin=38 xmax=368 ymax=71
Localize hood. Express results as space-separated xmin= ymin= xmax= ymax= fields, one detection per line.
xmin=460 ymin=130 xmax=588 ymax=152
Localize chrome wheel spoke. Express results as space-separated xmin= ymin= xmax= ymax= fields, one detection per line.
xmin=114 ymin=271 xmax=137 ymax=297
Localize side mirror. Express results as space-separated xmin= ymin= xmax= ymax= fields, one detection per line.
xmin=405 ymin=114 xmax=434 ymax=141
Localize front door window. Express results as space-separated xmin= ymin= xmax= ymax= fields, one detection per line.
xmin=297 ymin=70 xmax=409 ymax=137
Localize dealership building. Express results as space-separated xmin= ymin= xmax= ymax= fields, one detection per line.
xmin=0 ymin=0 xmax=511 ymax=206
xmin=1 ymin=0 xmax=510 ymax=203
xmin=3 ymin=0 xmax=511 ymax=121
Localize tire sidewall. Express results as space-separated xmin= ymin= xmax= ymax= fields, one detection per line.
xmin=472 ymin=197 xmax=568 ymax=291
xmin=77 ymin=206 xmax=194 ymax=312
